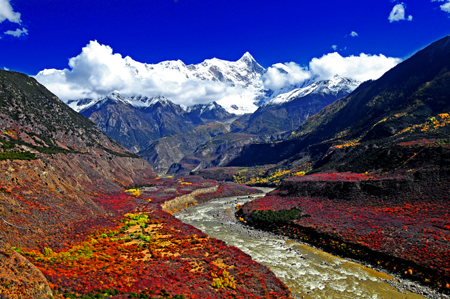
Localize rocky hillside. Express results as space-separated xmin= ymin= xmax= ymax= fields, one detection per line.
xmin=167 ymin=133 xmax=268 ymax=175
xmin=0 ymin=70 xmax=155 ymax=249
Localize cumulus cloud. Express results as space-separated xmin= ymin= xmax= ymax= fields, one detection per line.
xmin=36 ymin=40 xmax=401 ymax=109
xmin=350 ymin=31 xmax=358 ymax=37
xmin=331 ymin=45 xmax=338 ymax=51
xmin=309 ymin=52 xmax=401 ymax=82
xmin=433 ymin=0 xmax=450 ymax=12
xmin=4 ymin=27 xmax=27 ymax=37
xmin=262 ymin=62 xmax=311 ymax=90
xmin=35 ymin=40 xmax=262 ymax=110
xmin=0 ymin=0 xmax=21 ymax=23
xmin=389 ymin=3 xmax=413 ymax=22
xmin=3 ymin=67 xmax=9 ymax=70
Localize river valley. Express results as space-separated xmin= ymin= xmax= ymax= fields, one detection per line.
xmin=175 ymin=189 xmax=436 ymax=299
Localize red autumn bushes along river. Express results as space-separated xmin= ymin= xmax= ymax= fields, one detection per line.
xmin=238 ymin=171 xmax=450 ymax=292
xmin=2 ymin=176 xmax=293 ymax=299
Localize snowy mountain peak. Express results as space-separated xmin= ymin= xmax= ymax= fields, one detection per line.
xmin=237 ymin=52 xmax=265 ymax=75
xmin=238 ymin=52 xmax=255 ymax=62
xmin=264 ymin=75 xmax=361 ymax=106
xmin=68 ymin=93 xmax=176 ymax=113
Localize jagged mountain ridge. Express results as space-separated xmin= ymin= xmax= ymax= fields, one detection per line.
xmin=63 ymin=52 xmax=360 ymax=116
xmin=264 ymin=75 xmax=360 ymax=106
xmin=185 ymin=101 xmax=235 ymax=121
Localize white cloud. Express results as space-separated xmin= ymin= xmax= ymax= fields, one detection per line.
xmin=0 ymin=0 xmax=21 ymax=23
xmin=35 ymin=40 xmax=401 ymax=109
xmin=440 ymin=1 xmax=450 ymax=12
xmin=3 ymin=67 xmax=9 ymax=70
xmin=309 ymin=52 xmax=401 ymax=82
xmin=262 ymin=62 xmax=311 ymax=90
xmin=432 ymin=0 xmax=450 ymax=12
xmin=331 ymin=45 xmax=338 ymax=51
xmin=4 ymin=27 xmax=27 ymax=37
xmin=350 ymin=31 xmax=358 ymax=37
xmin=388 ymin=3 xmax=413 ymax=22
xmin=35 ymin=41 xmax=263 ymax=110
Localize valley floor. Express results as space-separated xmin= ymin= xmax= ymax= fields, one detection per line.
xmin=0 ymin=176 xmax=293 ymax=299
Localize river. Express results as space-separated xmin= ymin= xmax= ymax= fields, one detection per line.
xmin=175 ymin=189 xmax=428 ymax=299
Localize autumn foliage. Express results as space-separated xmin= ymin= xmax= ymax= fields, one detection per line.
xmin=239 ymin=172 xmax=450 ymax=291
xmin=5 ymin=176 xmax=291 ymax=298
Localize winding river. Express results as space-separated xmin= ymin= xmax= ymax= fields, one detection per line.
xmin=175 ymin=189 xmax=427 ymax=299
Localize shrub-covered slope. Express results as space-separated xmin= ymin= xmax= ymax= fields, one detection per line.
xmin=0 ymin=70 xmax=156 ymax=249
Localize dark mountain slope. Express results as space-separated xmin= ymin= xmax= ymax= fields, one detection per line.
xmin=138 ymin=122 xmax=228 ymax=174
xmin=80 ymin=95 xmax=202 ymax=152
xmin=244 ymin=76 xmax=360 ymax=135
xmin=0 ymin=70 xmax=155 ymax=249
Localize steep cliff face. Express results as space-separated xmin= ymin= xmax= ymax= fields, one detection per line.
xmin=0 ymin=70 xmax=156 ymax=249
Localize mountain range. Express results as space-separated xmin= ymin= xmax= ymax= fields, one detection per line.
xmin=46 ymin=35 xmax=450 ymax=180
xmin=62 ymin=57 xmax=360 ymax=173
xmin=225 ymin=34 xmax=450 ymax=177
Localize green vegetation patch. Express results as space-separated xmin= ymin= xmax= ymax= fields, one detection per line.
xmin=249 ymin=208 xmax=303 ymax=226
xmin=0 ymin=151 xmax=36 ymax=160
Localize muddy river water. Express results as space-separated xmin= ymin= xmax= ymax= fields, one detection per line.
xmin=175 ymin=189 xmax=427 ymax=299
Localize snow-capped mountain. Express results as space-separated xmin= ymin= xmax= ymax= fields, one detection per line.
xmin=244 ymin=75 xmax=361 ymax=134
xmin=125 ymin=52 xmax=266 ymax=114
xmin=265 ymin=75 xmax=360 ymax=106
xmin=186 ymin=101 xmax=234 ymax=121
xmin=64 ymin=52 xmax=266 ymax=115
xmin=67 ymin=93 xmax=172 ymax=113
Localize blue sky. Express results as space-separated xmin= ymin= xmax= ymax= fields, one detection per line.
xmin=1 ymin=0 xmax=449 ymax=75
xmin=0 ymin=0 xmax=449 ymax=109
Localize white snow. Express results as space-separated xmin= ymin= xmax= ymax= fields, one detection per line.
xmin=264 ymin=75 xmax=360 ymax=106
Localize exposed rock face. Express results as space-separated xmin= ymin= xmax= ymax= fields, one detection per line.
xmin=0 ymin=242 xmax=53 ymax=298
